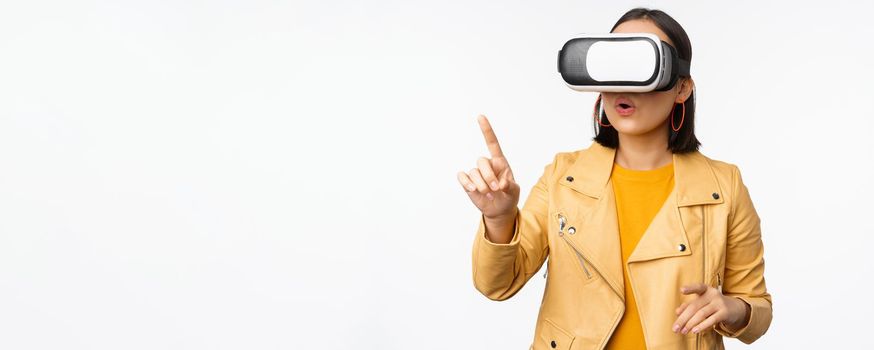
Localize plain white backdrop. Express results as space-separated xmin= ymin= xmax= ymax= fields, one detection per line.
xmin=1 ymin=0 xmax=872 ymax=349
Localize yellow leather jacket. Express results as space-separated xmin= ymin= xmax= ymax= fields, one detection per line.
xmin=471 ymin=142 xmax=772 ymax=349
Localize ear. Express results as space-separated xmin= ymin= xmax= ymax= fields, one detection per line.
xmin=675 ymin=77 xmax=694 ymax=104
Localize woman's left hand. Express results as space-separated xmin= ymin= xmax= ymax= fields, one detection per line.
xmin=672 ymin=283 xmax=751 ymax=334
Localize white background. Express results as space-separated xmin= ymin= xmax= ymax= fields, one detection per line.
xmin=1 ymin=0 xmax=872 ymax=349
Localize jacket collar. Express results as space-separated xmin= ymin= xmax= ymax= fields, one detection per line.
xmin=555 ymin=142 xmax=725 ymax=301
xmin=559 ymin=142 xmax=724 ymax=207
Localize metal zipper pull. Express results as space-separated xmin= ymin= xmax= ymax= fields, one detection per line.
xmin=716 ymin=271 xmax=722 ymax=293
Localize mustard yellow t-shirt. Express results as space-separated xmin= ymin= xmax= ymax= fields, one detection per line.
xmin=604 ymin=160 xmax=675 ymax=350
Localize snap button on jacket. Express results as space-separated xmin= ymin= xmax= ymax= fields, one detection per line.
xmin=471 ymin=142 xmax=772 ymax=350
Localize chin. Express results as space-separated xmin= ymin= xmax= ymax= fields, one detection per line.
xmin=610 ymin=120 xmax=650 ymax=135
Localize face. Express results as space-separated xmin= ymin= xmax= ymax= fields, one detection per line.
xmin=602 ymin=19 xmax=694 ymax=137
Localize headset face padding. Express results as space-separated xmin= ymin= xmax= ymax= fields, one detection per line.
xmin=557 ymin=33 xmax=690 ymax=92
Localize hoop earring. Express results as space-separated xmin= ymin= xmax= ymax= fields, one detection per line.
xmin=593 ymin=95 xmax=611 ymax=128
xmin=671 ymin=102 xmax=686 ymax=132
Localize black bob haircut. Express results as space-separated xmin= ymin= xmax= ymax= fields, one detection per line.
xmin=592 ymin=8 xmax=701 ymax=154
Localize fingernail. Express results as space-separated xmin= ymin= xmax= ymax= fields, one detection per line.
xmin=672 ymin=324 xmax=679 ymax=332
xmin=490 ymin=181 xmax=498 ymax=190
xmin=486 ymin=193 xmax=494 ymax=200
xmin=467 ymin=184 xmax=476 ymax=191
xmin=681 ymin=328 xmax=688 ymax=334
xmin=692 ymin=328 xmax=699 ymax=333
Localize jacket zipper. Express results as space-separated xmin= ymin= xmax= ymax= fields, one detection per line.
xmin=717 ymin=271 xmax=722 ymax=293
xmin=697 ymin=207 xmax=707 ymax=350
xmin=564 ymin=235 xmax=593 ymax=278
xmin=556 ymin=213 xmax=592 ymax=279
xmin=559 ymin=230 xmax=593 ymax=279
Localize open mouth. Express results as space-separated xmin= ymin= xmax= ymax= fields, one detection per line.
xmin=614 ymin=97 xmax=636 ymax=116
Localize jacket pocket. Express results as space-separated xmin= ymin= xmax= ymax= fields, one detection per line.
xmin=536 ymin=318 xmax=575 ymax=350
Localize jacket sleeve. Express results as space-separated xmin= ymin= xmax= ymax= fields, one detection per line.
xmin=470 ymin=155 xmax=555 ymax=301
xmin=714 ymin=165 xmax=773 ymax=343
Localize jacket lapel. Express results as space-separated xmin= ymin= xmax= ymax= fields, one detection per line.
xmin=556 ymin=142 xmax=725 ymax=299
xmin=628 ymin=147 xmax=725 ymax=263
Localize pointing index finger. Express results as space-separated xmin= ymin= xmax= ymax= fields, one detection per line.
xmin=477 ymin=114 xmax=505 ymax=158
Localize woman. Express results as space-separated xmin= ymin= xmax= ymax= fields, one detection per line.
xmin=457 ymin=8 xmax=772 ymax=350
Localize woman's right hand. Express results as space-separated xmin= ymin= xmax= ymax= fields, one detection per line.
xmin=457 ymin=115 xmax=521 ymax=222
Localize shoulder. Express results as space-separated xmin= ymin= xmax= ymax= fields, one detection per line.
xmin=539 ymin=144 xmax=596 ymax=181
xmin=552 ymin=149 xmax=584 ymax=167
xmin=547 ymin=141 xmax=602 ymax=169
xmin=696 ymin=152 xmax=755 ymax=218
xmin=699 ymin=152 xmax=740 ymax=181
xmin=696 ymin=151 xmax=747 ymax=188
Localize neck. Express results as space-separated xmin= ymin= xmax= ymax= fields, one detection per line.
xmin=614 ymin=127 xmax=673 ymax=170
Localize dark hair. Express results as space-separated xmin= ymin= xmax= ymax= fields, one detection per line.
xmin=592 ymin=7 xmax=701 ymax=153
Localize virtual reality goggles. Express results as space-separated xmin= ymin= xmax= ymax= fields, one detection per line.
xmin=557 ymin=33 xmax=690 ymax=92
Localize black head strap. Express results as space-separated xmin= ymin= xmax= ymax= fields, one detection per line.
xmin=655 ymin=42 xmax=690 ymax=91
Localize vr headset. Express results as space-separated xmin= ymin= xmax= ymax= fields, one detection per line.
xmin=557 ymin=33 xmax=690 ymax=92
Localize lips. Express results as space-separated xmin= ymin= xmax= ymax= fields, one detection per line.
xmin=614 ymin=96 xmax=636 ymax=116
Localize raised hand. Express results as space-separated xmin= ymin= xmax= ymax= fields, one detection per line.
xmin=457 ymin=115 xmax=521 ymax=222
